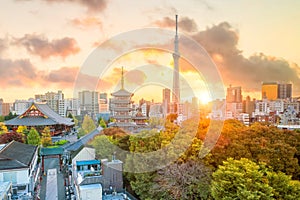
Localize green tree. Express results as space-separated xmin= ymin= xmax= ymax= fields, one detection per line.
xmin=41 ymin=127 xmax=52 ymax=147
xmin=81 ymin=115 xmax=96 ymax=134
xmin=98 ymin=117 xmax=107 ymax=128
xmin=91 ymin=135 xmax=118 ymax=159
xmin=211 ymin=158 xmax=273 ymax=200
xmin=77 ymin=128 xmax=85 ymax=138
xmin=27 ymin=128 xmax=40 ymax=145
xmin=67 ymin=112 xmax=73 ymax=119
xmin=148 ymin=117 xmax=164 ymax=128
xmin=4 ymin=112 xmax=17 ymax=120
xmin=212 ymin=158 xmax=300 ymax=200
xmin=68 ymin=113 xmax=78 ymax=126
xmin=0 ymin=116 xmax=4 ymax=122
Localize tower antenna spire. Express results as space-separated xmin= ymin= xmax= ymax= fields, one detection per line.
xmin=175 ymin=14 xmax=178 ymax=36
xmin=172 ymin=14 xmax=180 ymax=114
xmin=121 ymin=66 xmax=124 ymax=89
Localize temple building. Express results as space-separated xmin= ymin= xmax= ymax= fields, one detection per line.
xmin=5 ymin=102 xmax=74 ymax=135
xmin=109 ymin=67 xmax=137 ymax=131
xmin=132 ymin=110 xmax=148 ymax=127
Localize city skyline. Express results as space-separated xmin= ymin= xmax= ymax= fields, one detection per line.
xmin=1 ymin=1 xmax=300 ymax=103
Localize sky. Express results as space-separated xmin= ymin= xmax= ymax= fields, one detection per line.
xmin=0 ymin=0 xmax=300 ymax=104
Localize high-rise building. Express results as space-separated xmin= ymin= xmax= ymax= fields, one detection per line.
xmin=79 ymin=90 xmax=99 ymax=117
xmin=13 ymin=100 xmax=31 ymax=115
xmin=226 ymin=85 xmax=242 ymax=103
xmin=65 ymin=98 xmax=80 ymax=116
xmin=172 ymin=15 xmax=180 ymax=114
xmin=34 ymin=94 xmax=46 ymax=102
xmin=226 ymin=85 xmax=243 ymax=118
xmin=278 ymin=83 xmax=292 ymax=99
xmin=0 ymin=99 xmax=10 ymax=116
xmin=42 ymin=90 xmax=66 ymax=116
xmin=262 ymin=82 xmax=278 ymax=100
xmin=162 ymin=88 xmax=171 ymax=116
xmin=243 ymin=96 xmax=255 ymax=117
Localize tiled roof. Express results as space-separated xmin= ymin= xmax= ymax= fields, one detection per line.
xmin=40 ymin=147 xmax=64 ymax=156
xmin=63 ymin=127 xmax=103 ymax=152
xmin=5 ymin=102 xmax=74 ymax=126
xmin=111 ymin=89 xmax=133 ymax=97
xmin=0 ymin=141 xmax=37 ymax=170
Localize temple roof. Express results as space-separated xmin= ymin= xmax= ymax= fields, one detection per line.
xmin=111 ymin=89 xmax=133 ymax=97
xmin=0 ymin=141 xmax=38 ymax=170
xmin=5 ymin=102 xmax=74 ymax=126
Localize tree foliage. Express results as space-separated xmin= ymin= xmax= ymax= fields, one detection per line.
xmin=16 ymin=125 xmax=29 ymax=136
xmin=81 ymin=115 xmax=96 ymax=134
xmin=0 ymin=122 xmax=8 ymax=134
xmin=41 ymin=127 xmax=52 ymax=147
xmin=204 ymin=120 xmax=300 ymax=179
xmin=4 ymin=112 xmax=17 ymax=120
xmin=0 ymin=131 xmax=25 ymax=144
xmin=90 ymin=117 xmax=300 ymax=199
xmin=153 ymin=160 xmax=212 ymax=199
xmin=211 ymin=158 xmax=300 ymax=200
xmin=27 ymin=127 xmax=40 ymax=145
xmin=98 ymin=117 xmax=107 ymax=128
xmin=166 ymin=113 xmax=178 ymax=123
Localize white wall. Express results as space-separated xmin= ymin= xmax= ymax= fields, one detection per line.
xmin=0 ymin=169 xmax=29 ymax=185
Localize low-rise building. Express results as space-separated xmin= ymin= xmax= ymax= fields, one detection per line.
xmin=0 ymin=141 xmax=39 ymax=197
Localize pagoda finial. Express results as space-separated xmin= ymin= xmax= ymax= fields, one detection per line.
xmin=175 ymin=14 xmax=178 ymax=36
xmin=121 ymin=66 xmax=124 ymax=89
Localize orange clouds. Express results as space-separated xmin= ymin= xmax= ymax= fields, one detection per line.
xmin=18 ymin=0 xmax=107 ymax=13
xmin=13 ymin=34 xmax=80 ymax=59
xmin=0 ymin=58 xmax=37 ymax=87
xmin=70 ymin=17 xmax=102 ymax=30
xmin=154 ymin=16 xmax=198 ymax=32
xmin=125 ymin=69 xmax=147 ymax=85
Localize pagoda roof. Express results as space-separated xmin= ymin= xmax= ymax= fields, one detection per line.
xmin=5 ymin=102 xmax=74 ymax=126
xmin=0 ymin=141 xmax=38 ymax=170
xmin=111 ymin=89 xmax=133 ymax=97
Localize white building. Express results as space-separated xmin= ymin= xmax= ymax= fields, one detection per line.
xmin=13 ymin=100 xmax=30 ymax=115
xmin=79 ymin=90 xmax=99 ymax=117
xmin=65 ymin=98 xmax=80 ymax=116
xmin=0 ymin=182 xmax=12 ymax=200
xmin=0 ymin=141 xmax=39 ymax=198
xmin=71 ymin=148 xmax=126 ymax=200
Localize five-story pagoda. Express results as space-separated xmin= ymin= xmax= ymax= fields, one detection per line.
xmin=109 ymin=67 xmax=136 ymax=130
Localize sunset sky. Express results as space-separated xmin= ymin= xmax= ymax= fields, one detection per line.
xmin=1 ymin=0 xmax=300 ymax=103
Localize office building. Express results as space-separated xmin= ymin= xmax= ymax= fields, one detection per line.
xmin=262 ymin=82 xmax=278 ymax=100
xmin=79 ymin=90 xmax=99 ymax=117
xmin=278 ymin=83 xmax=292 ymax=99
xmin=226 ymin=85 xmax=242 ymax=103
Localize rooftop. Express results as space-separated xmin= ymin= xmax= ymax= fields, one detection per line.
xmin=5 ymin=102 xmax=74 ymax=126
xmin=0 ymin=141 xmax=37 ymax=170
xmin=76 ymin=159 xmax=100 ymax=166
xmin=111 ymin=89 xmax=133 ymax=97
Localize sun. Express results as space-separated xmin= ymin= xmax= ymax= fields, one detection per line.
xmin=198 ymin=91 xmax=211 ymax=105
